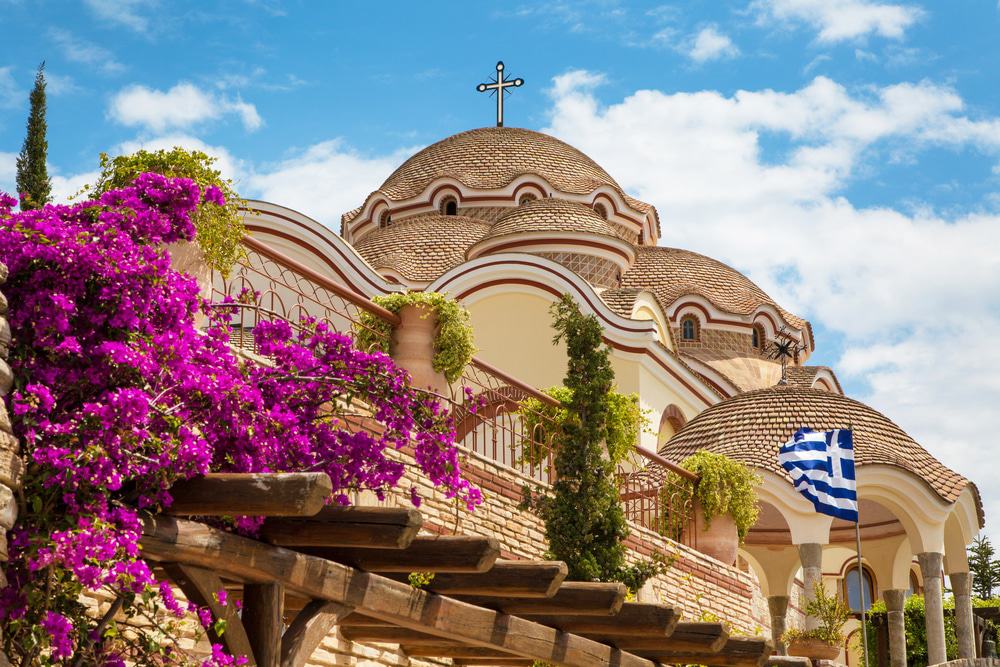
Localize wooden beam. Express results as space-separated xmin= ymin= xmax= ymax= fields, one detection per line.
xmin=338 ymin=613 xmax=395 ymax=628
xmin=629 ymin=637 xmax=773 ymax=667
xmin=402 ymin=645 xmax=522 ymax=658
xmin=454 ymin=660 xmax=534 ymax=666
xmin=280 ymin=600 xmax=352 ymax=667
xmin=243 ymin=583 xmax=284 ymax=667
xmin=306 ymin=535 xmax=500 ymax=573
xmin=262 ymin=507 xmax=422 ymax=549
xmin=341 ymin=627 xmax=466 ymax=646
xmin=167 ymin=473 xmax=331 ymax=517
xmin=519 ymin=603 xmax=677 ymax=637
xmin=597 ymin=622 xmax=729 ymax=653
xmin=162 ymin=564 xmax=256 ymax=664
xmin=459 ymin=582 xmax=627 ymax=616
xmin=141 ymin=517 xmax=655 ymax=667
xmin=394 ymin=560 xmax=568 ymax=598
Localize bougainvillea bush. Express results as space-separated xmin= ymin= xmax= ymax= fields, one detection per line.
xmin=0 ymin=175 xmax=480 ymax=665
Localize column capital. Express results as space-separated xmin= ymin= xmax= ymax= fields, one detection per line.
xmin=950 ymin=571 xmax=972 ymax=597
xmin=883 ymin=588 xmax=907 ymax=612
xmin=917 ymin=551 xmax=944 ymax=574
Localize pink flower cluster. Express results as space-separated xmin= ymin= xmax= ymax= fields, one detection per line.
xmin=0 ymin=174 xmax=479 ymax=665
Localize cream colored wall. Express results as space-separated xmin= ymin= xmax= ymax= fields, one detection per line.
xmin=465 ymin=291 xmax=568 ymax=390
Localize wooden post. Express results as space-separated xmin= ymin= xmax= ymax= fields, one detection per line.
xmin=243 ymin=583 xmax=285 ymax=667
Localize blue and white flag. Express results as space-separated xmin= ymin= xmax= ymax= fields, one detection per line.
xmin=778 ymin=428 xmax=858 ymax=522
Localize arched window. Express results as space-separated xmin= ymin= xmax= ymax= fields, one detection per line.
xmin=440 ymin=197 xmax=458 ymax=216
xmin=379 ymin=210 xmax=392 ymax=228
xmin=594 ymin=202 xmax=609 ymax=219
xmin=845 ymin=565 xmax=875 ymax=612
xmin=752 ymin=324 xmax=765 ymax=350
xmin=680 ymin=316 xmax=699 ymax=342
xmin=908 ymin=570 xmax=921 ymax=597
xmin=519 ymin=193 xmax=537 ymax=205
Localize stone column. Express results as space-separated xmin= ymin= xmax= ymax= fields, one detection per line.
xmin=883 ymin=589 xmax=908 ymax=667
xmin=0 ymin=262 xmax=20 ymax=667
xmin=951 ymin=571 xmax=977 ymax=659
xmin=768 ymin=595 xmax=790 ymax=655
xmin=917 ymin=552 xmax=947 ymax=666
xmin=798 ymin=543 xmax=823 ymax=630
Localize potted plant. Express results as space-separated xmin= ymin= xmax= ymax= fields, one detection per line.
xmin=783 ymin=582 xmax=851 ymax=661
xmin=664 ymin=451 xmax=760 ymax=565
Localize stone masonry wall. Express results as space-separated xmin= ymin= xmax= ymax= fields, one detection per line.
xmin=0 ymin=262 xmax=20 ymax=667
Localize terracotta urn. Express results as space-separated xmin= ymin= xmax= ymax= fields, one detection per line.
xmin=167 ymin=240 xmax=213 ymax=301
xmin=391 ymin=304 xmax=449 ymax=395
xmin=786 ymin=637 xmax=841 ymax=661
xmin=685 ymin=499 xmax=739 ymax=565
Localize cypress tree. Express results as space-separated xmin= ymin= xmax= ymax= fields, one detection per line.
xmin=15 ymin=62 xmax=51 ymax=210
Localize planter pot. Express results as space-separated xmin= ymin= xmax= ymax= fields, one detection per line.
xmin=167 ymin=240 xmax=213 ymax=301
xmin=391 ymin=304 xmax=449 ymax=395
xmin=786 ymin=638 xmax=841 ymax=661
xmin=684 ymin=499 xmax=739 ymax=565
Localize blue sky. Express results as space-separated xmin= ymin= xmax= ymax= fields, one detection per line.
xmin=2 ymin=1 xmax=1000 ymax=537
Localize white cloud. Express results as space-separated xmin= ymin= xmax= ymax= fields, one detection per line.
xmin=113 ymin=134 xmax=244 ymax=185
xmin=544 ymin=70 xmax=1000 ymax=539
xmin=751 ymin=0 xmax=924 ymax=42
xmin=0 ymin=66 xmax=21 ymax=108
xmin=0 ymin=151 xmax=15 ymax=196
xmin=108 ymin=83 xmax=263 ymax=132
xmin=246 ymin=140 xmax=410 ymax=228
xmin=687 ymin=26 xmax=740 ymax=63
xmin=83 ymin=0 xmax=154 ymax=34
xmin=48 ymin=28 xmax=125 ymax=76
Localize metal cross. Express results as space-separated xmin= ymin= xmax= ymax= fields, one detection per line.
xmin=476 ymin=61 xmax=523 ymax=128
xmin=765 ymin=326 xmax=807 ymax=385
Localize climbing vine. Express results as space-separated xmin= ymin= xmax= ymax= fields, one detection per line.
xmin=522 ymin=295 xmax=665 ymax=591
xmin=355 ymin=291 xmax=476 ymax=384
xmin=660 ymin=451 xmax=760 ymax=543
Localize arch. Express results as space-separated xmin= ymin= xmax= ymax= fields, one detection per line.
xmin=594 ymin=202 xmax=609 ymax=220
xmin=843 ymin=563 xmax=876 ymax=611
xmin=680 ymin=315 xmax=700 ymax=342
xmin=754 ymin=470 xmax=834 ymax=545
xmin=379 ymin=209 xmax=392 ymax=228
xmin=657 ymin=404 xmax=687 ymax=446
xmin=440 ymin=196 xmax=459 ymax=216
xmin=944 ymin=512 xmax=970 ymax=573
xmin=752 ymin=323 xmax=766 ymax=351
xmin=856 ymin=465 xmax=951 ymax=555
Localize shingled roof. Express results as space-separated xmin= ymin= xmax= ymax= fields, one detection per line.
xmin=659 ymin=385 xmax=979 ymax=515
xmin=353 ymin=214 xmax=490 ymax=282
xmin=485 ymin=198 xmax=629 ymax=241
xmin=621 ymin=247 xmax=807 ymax=331
xmin=784 ymin=365 xmax=843 ymax=393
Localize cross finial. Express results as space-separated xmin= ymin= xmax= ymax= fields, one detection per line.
xmin=476 ymin=61 xmax=523 ymax=128
xmin=766 ymin=327 xmax=807 ymax=385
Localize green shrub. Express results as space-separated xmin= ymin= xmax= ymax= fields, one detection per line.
xmin=661 ymin=451 xmax=761 ymax=543
xmin=783 ymin=582 xmax=852 ymax=646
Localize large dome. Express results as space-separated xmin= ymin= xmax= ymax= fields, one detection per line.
xmin=376 ymin=127 xmax=623 ymax=201
xmin=659 ymin=385 xmax=977 ymax=511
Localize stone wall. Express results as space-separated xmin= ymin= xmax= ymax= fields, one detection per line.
xmin=0 ymin=261 xmax=19 ymax=667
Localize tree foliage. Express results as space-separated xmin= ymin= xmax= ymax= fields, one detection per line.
xmin=15 ymin=62 xmax=51 ymax=211
xmin=662 ymin=451 xmax=761 ymax=543
xmin=523 ymin=295 xmax=665 ymax=590
xmin=89 ymin=148 xmax=246 ymax=274
xmin=969 ymin=534 xmax=1000 ymax=599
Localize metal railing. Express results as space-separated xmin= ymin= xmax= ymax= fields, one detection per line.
xmin=213 ymin=234 xmax=698 ymax=542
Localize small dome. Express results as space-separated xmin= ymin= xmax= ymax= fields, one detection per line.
xmin=353 ymin=214 xmax=490 ymax=282
xmin=484 ymin=198 xmax=626 ymax=242
xmin=621 ymin=246 xmax=806 ymax=330
xmin=377 ymin=127 xmax=622 ymax=201
xmin=659 ymin=385 xmax=976 ymax=509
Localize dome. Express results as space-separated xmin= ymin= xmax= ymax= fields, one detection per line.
xmin=483 ymin=198 xmax=627 ymax=241
xmin=659 ymin=385 xmax=977 ymax=509
xmin=621 ymin=246 xmax=806 ymax=330
xmin=353 ymin=214 xmax=490 ymax=283
xmin=376 ymin=127 xmax=623 ymax=201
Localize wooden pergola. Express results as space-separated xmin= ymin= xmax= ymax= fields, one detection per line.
xmin=145 ymin=472 xmax=789 ymax=667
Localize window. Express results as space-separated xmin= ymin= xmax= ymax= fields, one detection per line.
xmin=752 ymin=324 xmax=765 ymax=350
xmin=845 ymin=565 xmax=875 ymax=612
xmin=908 ymin=570 xmax=921 ymax=597
xmin=680 ymin=316 xmax=699 ymax=341
xmin=440 ymin=197 xmax=458 ymax=216
xmin=519 ymin=193 xmax=537 ymax=205
xmin=594 ymin=203 xmax=609 ymax=219
xmin=379 ymin=210 xmax=392 ymax=228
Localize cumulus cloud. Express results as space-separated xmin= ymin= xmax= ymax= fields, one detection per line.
xmin=48 ymin=28 xmax=125 ymax=76
xmin=246 ymin=140 xmax=411 ymax=227
xmin=108 ymin=83 xmax=263 ymax=132
xmin=544 ymin=70 xmax=1000 ymax=537
xmin=751 ymin=0 xmax=924 ymax=42
xmin=83 ymin=0 xmax=154 ymax=34
xmin=0 ymin=151 xmax=15 ymax=196
xmin=0 ymin=66 xmax=22 ymax=108
xmin=687 ymin=26 xmax=740 ymax=62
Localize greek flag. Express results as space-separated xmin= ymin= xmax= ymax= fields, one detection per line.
xmin=778 ymin=428 xmax=858 ymax=522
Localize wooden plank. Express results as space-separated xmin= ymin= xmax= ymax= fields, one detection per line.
xmin=597 ymin=622 xmax=729 ymax=653
xmin=243 ymin=583 xmax=284 ymax=667
xmin=162 ymin=564 xmax=256 ymax=664
xmin=280 ymin=600 xmax=352 ymax=667
xmin=459 ymin=582 xmax=626 ymax=616
xmin=630 ymin=637 xmax=773 ymax=667
xmin=167 ymin=473 xmax=331 ymax=517
xmin=403 ymin=645 xmax=522 ymax=658
xmin=262 ymin=507 xmax=422 ymax=549
xmin=141 ymin=517 xmax=655 ymax=667
xmin=518 ymin=602 xmax=677 ymax=637
xmin=341 ymin=627 xmax=466 ymax=646
xmin=454 ymin=660 xmax=534 ymax=666
xmin=338 ymin=613 xmax=395 ymax=627
xmin=307 ymin=535 xmax=500 ymax=573
xmin=393 ymin=560 xmax=568 ymax=598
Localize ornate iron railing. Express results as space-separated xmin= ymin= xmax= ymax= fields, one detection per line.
xmin=617 ymin=447 xmax=697 ymax=546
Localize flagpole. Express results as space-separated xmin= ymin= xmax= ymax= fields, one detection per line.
xmin=851 ymin=425 xmax=870 ymax=667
